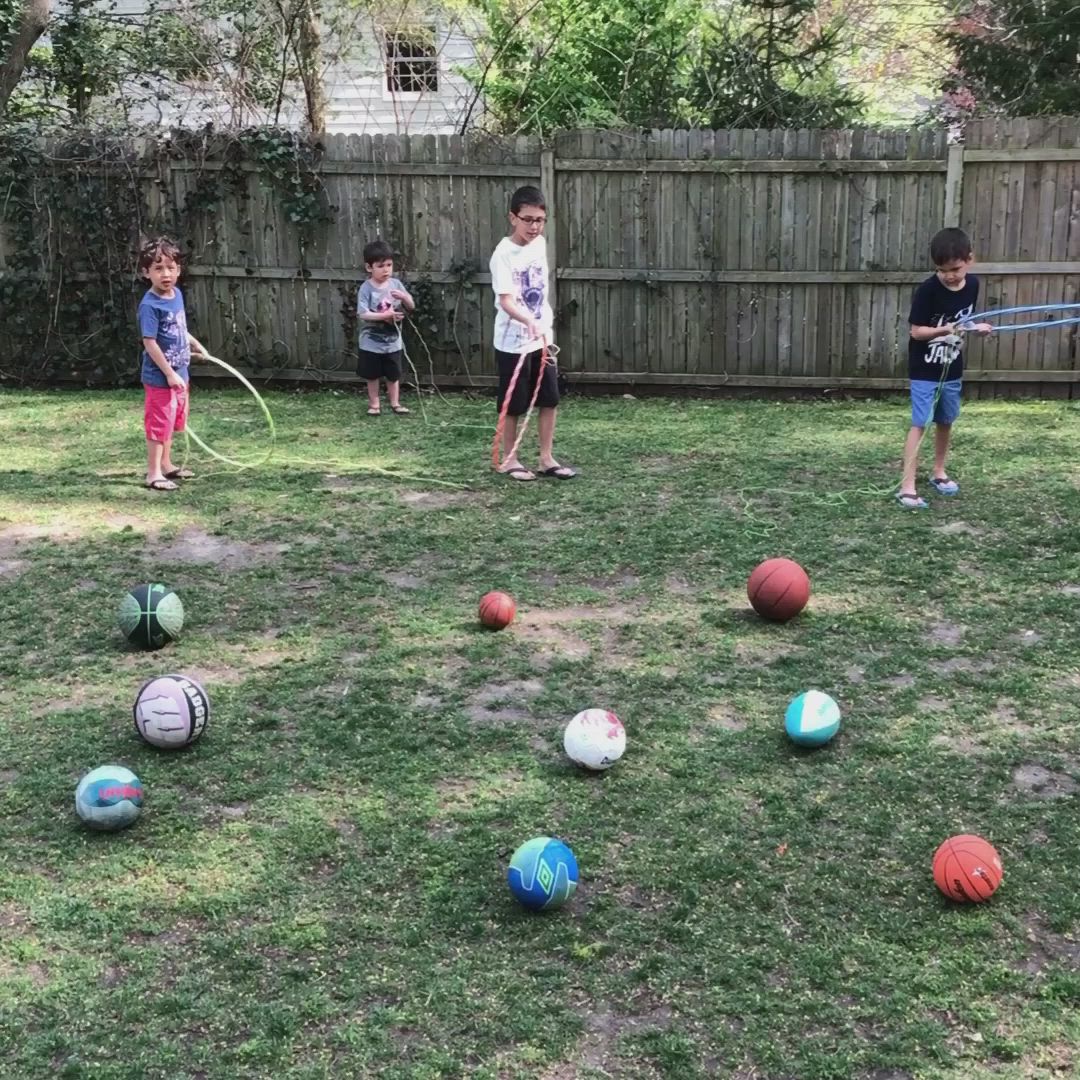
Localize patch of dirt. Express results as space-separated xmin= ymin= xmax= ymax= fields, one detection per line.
xmin=464 ymin=678 xmax=543 ymax=725
xmin=884 ymin=673 xmax=916 ymax=689
xmin=434 ymin=770 xmax=526 ymax=811
xmin=931 ymin=733 xmax=982 ymax=754
xmin=845 ymin=666 xmax=865 ymax=684
xmin=181 ymin=635 xmax=297 ymax=686
xmin=918 ymin=695 xmax=949 ymax=712
xmin=381 ymin=570 xmax=425 ymax=590
xmin=413 ymin=691 xmax=441 ymax=708
xmin=0 ymin=515 xmax=160 ymax=554
xmin=154 ymin=527 xmax=288 ymax=566
xmin=663 ymin=574 xmax=694 ymax=596
xmin=31 ymin=684 xmax=115 ymax=718
xmin=931 ymin=521 xmax=983 ymax=536
xmin=0 ymin=558 xmax=28 ymax=578
xmin=539 ymin=1002 xmax=673 ymax=1079
xmin=514 ymin=606 xmax=638 ymax=662
xmin=1014 ymin=628 xmax=1041 ymax=647
xmin=1011 ymin=764 xmax=1078 ymax=799
xmin=1018 ymin=912 xmax=1080 ymax=974
xmin=398 ymin=490 xmax=471 ymax=510
xmin=1060 ymin=584 xmax=1080 ymax=597
xmin=0 ymin=770 xmax=19 ymax=787
xmin=927 ymin=620 xmax=964 ymax=646
xmin=706 ymin=703 xmax=746 ymax=732
xmin=861 ymin=1071 xmax=913 ymax=1080
xmin=931 ymin=656 xmax=996 ymax=675
xmin=584 ymin=571 xmax=641 ymax=591
xmin=0 ymin=902 xmax=28 ymax=932
xmin=734 ymin=641 xmax=805 ymax=668
xmin=219 ymin=803 xmax=251 ymax=820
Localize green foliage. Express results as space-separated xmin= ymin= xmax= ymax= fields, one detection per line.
xmin=461 ymin=0 xmax=862 ymax=133
xmin=0 ymin=126 xmax=336 ymax=385
xmin=945 ymin=0 xmax=1080 ymax=116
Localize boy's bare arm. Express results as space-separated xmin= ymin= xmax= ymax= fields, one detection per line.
xmin=498 ymin=294 xmax=542 ymax=338
xmin=143 ymin=338 xmax=185 ymax=388
xmin=390 ymin=287 xmax=415 ymax=312
xmin=359 ymin=310 xmax=402 ymax=322
xmin=187 ymin=333 xmax=207 ymax=358
xmin=910 ymin=323 xmax=958 ymax=342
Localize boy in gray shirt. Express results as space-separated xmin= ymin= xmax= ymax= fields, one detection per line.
xmin=357 ymin=240 xmax=415 ymax=415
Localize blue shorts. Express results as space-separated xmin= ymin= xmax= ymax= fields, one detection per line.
xmin=910 ymin=379 xmax=961 ymax=427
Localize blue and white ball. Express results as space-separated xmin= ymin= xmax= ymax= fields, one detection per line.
xmin=784 ymin=691 xmax=841 ymax=747
xmin=75 ymin=765 xmax=144 ymax=831
xmin=507 ymin=837 xmax=578 ymax=911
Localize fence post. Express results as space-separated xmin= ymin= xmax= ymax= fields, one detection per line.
xmin=541 ymin=145 xmax=556 ymax=325
xmin=944 ymin=142 xmax=964 ymax=228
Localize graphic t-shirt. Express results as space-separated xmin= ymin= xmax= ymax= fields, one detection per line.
xmin=490 ymin=235 xmax=554 ymax=353
xmin=357 ymin=277 xmax=407 ymax=354
xmin=139 ymin=288 xmax=191 ymax=387
xmin=907 ymin=273 xmax=980 ymax=382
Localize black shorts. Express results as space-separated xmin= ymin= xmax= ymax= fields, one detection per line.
xmin=358 ymin=349 xmax=402 ymax=382
xmin=495 ymin=348 xmax=560 ymax=416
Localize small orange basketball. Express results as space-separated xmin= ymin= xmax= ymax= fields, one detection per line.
xmin=478 ymin=590 xmax=516 ymax=630
xmin=932 ymin=834 xmax=1003 ymax=903
xmin=747 ymin=558 xmax=810 ymax=622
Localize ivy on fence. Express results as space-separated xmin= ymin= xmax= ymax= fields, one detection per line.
xmin=0 ymin=126 xmax=336 ymax=385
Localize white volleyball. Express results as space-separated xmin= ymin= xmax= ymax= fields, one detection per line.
xmin=563 ymin=709 xmax=626 ymax=770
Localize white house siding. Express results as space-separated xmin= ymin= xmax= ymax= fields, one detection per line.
xmin=49 ymin=0 xmax=482 ymax=133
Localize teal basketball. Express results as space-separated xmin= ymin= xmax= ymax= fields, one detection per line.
xmin=75 ymin=765 xmax=144 ymax=831
xmin=507 ymin=837 xmax=578 ymax=911
xmin=784 ymin=690 xmax=841 ymax=747
xmin=118 ymin=583 xmax=184 ymax=649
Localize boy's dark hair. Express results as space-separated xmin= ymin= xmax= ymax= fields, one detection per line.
xmin=363 ymin=240 xmax=395 ymax=266
xmin=510 ymin=186 xmax=545 ymax=215
xmin=930 ymin=227 xmax=972 ymax=266
xmin=138 ymin=236 xmax=182 ymax=272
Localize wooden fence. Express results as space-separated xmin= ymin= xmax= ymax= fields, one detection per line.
xmin=3 ymin=120 xmax=1080 ymax=394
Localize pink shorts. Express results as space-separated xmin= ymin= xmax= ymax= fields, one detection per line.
xmin=144 ymin=384 xmax=189 ymax=442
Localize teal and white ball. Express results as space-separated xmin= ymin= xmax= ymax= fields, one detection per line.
xmin=75 ymin=765 xmax=144 ymax=830
xmin=563 ymin=709 xmax=626 ymax=770
xmin=784 ymin=691 xmax=840 ymax=747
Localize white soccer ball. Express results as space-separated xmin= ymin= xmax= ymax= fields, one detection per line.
xmin=563 ymin=709 xmax=626 ymax=771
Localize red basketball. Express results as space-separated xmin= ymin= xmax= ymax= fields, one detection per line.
xmin=478 ymin=590 xmax=516 ymax=630
xmin=747 ymin=558 xmax=810 ymax=622
xmin=932 ymin=834 xmax=1003 ymax=903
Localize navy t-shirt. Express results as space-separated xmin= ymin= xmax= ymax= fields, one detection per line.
xmin=139 ymin=287 xmax=191 ymax=387
xmin=907 ymin=273 xmax=979 ymax=382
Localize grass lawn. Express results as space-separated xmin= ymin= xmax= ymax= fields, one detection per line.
xmin=1 ymin=386 xmax=1079 ymax=1080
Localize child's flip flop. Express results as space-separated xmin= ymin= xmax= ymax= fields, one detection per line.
xmin=896 ymin=492 xmax=928 ymax=510
xmin=928 ymin=476 xmax=959 ymax=496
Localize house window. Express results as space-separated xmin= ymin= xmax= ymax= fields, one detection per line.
xmin=385 ymin=27 xmax=439 ymax=94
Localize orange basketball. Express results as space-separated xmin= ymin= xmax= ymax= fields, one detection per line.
xmin=747 ymin=558 xmax=810 ymax=622
xmin=932 ymin=834 xmax=1003 ymax=903
xmin=478 ymin=590 xmax=516 ymax=630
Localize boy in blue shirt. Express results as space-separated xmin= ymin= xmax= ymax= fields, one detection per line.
xmin=357 ymin=240 xmax=414 ymax=416
xmin=897 ymin=228 xmax=992 ymax=509
xmin=138 ymin=238 xmax=207 ymax=491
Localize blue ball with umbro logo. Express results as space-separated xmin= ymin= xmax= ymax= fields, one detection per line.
xmin=507 ymin=837 xmax=578 ymax=911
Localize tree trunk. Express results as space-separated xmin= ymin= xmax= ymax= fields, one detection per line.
xmin=0 ymin=0 xmax=51 ymax=116
xmin=295 ymin=0 xmax=326 ymax=133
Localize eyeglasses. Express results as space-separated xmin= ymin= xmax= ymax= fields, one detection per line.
xmin=514 ymin=214 xmax=547 ymax=226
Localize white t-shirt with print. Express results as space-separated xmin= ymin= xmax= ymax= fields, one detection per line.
xmin=489 ymin=235 xmax=554 ymax=353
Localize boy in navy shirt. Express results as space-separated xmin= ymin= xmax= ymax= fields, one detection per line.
xmin=898 ymin=228 xmax=992 ymax=509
